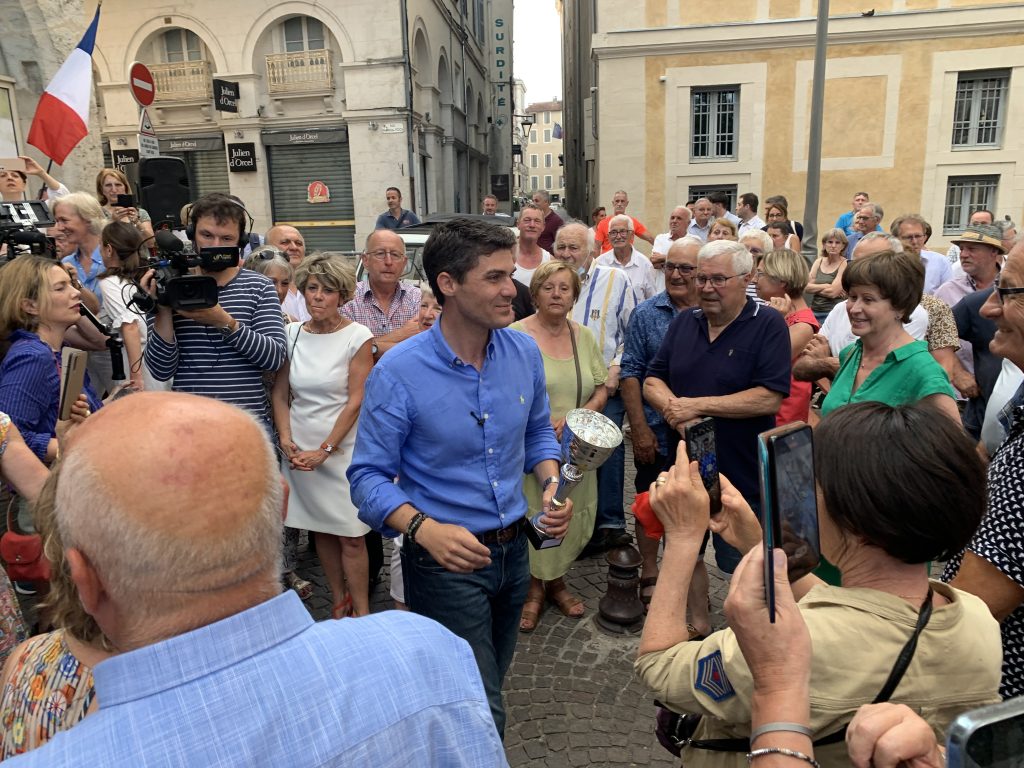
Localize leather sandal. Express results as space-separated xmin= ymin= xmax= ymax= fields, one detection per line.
xmin=639 ymin=576 xmax=658 ymax=613
xmin=546 ymin=578 xmax=585 ymax=619
xmin=520 ymin=583 xmax=546 ymax=633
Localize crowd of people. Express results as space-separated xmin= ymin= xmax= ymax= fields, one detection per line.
xmin=0 ymin=164 xmax=1021 ymax=767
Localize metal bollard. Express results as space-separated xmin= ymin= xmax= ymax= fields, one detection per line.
xmin=595 ymin=544 xmax=645 ymax=635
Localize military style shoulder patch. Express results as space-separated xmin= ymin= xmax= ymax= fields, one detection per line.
xmin=695 ymin=650 xmax=735 ymax=701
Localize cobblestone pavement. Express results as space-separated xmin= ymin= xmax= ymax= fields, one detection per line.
xmin=294 ymin=440 xmax=731 ymax=768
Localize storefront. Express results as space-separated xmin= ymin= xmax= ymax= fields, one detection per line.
xmin=262 ymin=127 xmax=355 ymax=252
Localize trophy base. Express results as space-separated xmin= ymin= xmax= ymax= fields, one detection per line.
xmin=525 ymin=520 xmax=563 ymax=550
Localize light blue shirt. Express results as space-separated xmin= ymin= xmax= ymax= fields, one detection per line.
xmin=6 ymin=592 xmax=507 ymax=767
xmin=349 ymin=318 xmax=560 ymax=536
xmin=921 ymin=249 xmax=953 ymax=295
xmin=62 ymin=246 xmax=103 ymax=303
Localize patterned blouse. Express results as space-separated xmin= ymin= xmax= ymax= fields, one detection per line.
xmin=0 ymin=411 xmax=28 ymax=670
xmin=943 ymin=383 xmax=1024 ymax=698
xmin=0 ymin=630 xmax=96 ymax=758
xmin=920 ymin=293 xmax=960 ymax=352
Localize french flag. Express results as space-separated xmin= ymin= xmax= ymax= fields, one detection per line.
xmin=27 ymin=5 xmax=100 ymax=165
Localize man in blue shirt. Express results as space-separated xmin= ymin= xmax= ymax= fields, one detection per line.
xmin=349 ymin=217 xmax=571 ymax=736
xmin=835 ymin=191 xmax=870 ymax=235
xmin=7 ymin=392 xmax=507 ymax=767
xmin=643 ymin=240 xmax=791 ymax=574
xmin=374 ymin=186 xmax=421 ymax=230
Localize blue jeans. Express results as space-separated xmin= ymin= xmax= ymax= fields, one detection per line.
xmin=596 ymin=393 xmax=626 ymax=531
xmin=402 ymin=530 xmax=530 ymax=737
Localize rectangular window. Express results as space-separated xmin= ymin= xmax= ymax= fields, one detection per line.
xmin=952 ymin=70 xmax=1008 ymax=148
xmin=559 ymin=175 xmax=564 ymax=187
xmin=943 ymin=175 xmax=998 ymax=234
xmin=691 ymin=87 xmax=738 ymax=161
xmin=474 ymin=0 xmax=484 ymax=40
xmin=531 ymin=176 xmax=539 ymax=191
xmin=545 ymin=153 xmax=552 ymax=168
xmin=530 ymin=129 xmax=537 ymax=143
xmin=544 ymin=129 xmax=551 ymax=143
xmin=530 ymin=155 xmax=538 ymax=169
xmin=545 ymin=175 xmax=552 ymax=188
xmin=687 ymin=184 xmax=738 ymax=211
xmin=544 ymin=112 xmax=551 ymax=125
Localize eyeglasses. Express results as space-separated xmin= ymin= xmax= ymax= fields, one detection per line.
xmin=900 ymin=233 xmax=927 ymax=242
xmin=695 ymin=273 xmax=745 ymax=288
xmin=994 ymin=279 xmax=1024 ymax=305
xmin=664 ymin=262 xmax=695 ymax=275
xmin=754 ymin=270 xmax=783 ymax=282
xmin=366 ymin=249 xmax=405 ymax=261
xmin=608 ymin=229 xmax=631 ymax=237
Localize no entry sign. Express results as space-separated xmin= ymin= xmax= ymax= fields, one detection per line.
xmin=129 ymin=61 xmax=156 ymax=107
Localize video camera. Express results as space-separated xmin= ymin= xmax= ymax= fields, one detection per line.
xmin=131 ymin=230 xmax=228 ymax=312
xmin=0 ymin=201 xmax=55 ymax=259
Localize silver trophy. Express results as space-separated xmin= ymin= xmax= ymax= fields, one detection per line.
xmin=527 ymin=408 xmax=624 ymax=549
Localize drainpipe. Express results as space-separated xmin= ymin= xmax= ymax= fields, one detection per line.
xmin=400 ymin=0 xmax=417 ymax=213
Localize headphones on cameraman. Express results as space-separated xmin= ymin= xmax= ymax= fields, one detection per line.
xmin=184 ymin=194 xmax=254 ymax=246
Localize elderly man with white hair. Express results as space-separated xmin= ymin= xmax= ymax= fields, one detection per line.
xmin=651 ymin=206 xmax=692 ymax=293
xmin=643 ymin=239 xmax=791 ymax=578
xmin=7 ymin=392 xmax=506 ymax=766
xmin=596 ymin=214 xmax=658 ymax=301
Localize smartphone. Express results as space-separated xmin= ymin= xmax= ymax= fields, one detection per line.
xmin=758 ymin=422 xmax=821 ymax=622
xmin=947 ymin=697 xmax=1024 ymax=767
xmin=0 ymin=158 xmax=27 ymax=174
xmin=684 ymin=417 xmax=721 ymax=515
xmin=116 ymin=193 xmax=135 ymax=208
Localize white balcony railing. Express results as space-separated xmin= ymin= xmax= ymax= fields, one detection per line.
xmin=266 ymin=49 xmax=334 ymax=94
xmin=150 ymin=60 xmax=213 ymax=103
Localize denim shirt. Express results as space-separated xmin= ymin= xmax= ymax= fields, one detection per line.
xmin=349 ymin=319 xmax=560 ymax=536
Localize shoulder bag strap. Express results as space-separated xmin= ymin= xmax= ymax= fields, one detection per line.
xmin=568 ymin=319 xmax=582 ymax=409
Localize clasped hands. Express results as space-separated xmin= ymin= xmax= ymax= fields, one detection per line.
xmin=280 ymin=439 xmax=334 ymax=471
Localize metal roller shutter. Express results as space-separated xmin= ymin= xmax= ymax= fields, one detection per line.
xmin=266 ymin=142 xmax=355 ymax=252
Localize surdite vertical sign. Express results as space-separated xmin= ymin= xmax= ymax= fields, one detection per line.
xmin=488 ymin=2 xmax=514 ymax=212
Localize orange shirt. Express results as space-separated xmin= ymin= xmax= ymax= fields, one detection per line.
xmin=594 ymin=215 xmax=649 ymax=253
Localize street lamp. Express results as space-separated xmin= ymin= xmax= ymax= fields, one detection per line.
xmin=513 ymin=113 xmax=536 ymax=206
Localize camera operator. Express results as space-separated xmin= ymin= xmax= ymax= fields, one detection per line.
xmin=141 ymin=193 xmax=286 ymax=426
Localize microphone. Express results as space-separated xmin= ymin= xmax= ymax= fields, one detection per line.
xmin=470 ymin=411 xmax=486 ymax=427
xmin=79 ymin=305 xmax=126 ymax=382
xmin=154 ymin=229 xmax=184 ymax=254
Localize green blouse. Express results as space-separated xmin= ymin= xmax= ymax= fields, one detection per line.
xmin=820 ymin=339 xmax=955 ymax=417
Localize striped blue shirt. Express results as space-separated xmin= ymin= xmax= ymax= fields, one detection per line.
xmin=571 ymin=262 xmax=637 ymax=367
xmin=5 ymin=592 xmax=507 ymax=767
xmin=0 ymin=330 xmax=103 ymax=460
xmin=144 ymin=269 xmax=286 ymax=424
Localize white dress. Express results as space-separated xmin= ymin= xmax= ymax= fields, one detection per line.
xmin=282 ymin=320 xmax=373 ymax=537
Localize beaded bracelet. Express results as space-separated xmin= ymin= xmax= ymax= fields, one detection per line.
xmin=747 ymin=747 xmax=819 ymax=767
xmin=749 ymin=722 xmax=814 ymax=743
xmin=406 ymin=512 xmax=428 ymax=543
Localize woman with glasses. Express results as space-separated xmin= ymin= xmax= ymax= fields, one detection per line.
xmin=805 ymin=229 xmax=849 ymax=325
xmin=511 ymin=260 xmax=607 ymax=632
xmin=739 ymin=230 xmax=774 ymax=300
xmin=754 ymin=249 xmax=819 ymax=424
xmin=244 ymin=248 xmax=299 ymax=321
xmin=946 ymin=244 xmax=1024 ymax=698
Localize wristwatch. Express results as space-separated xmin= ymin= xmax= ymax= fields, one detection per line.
xmin=371 ymin=342 xmax=379 ymax=357
xmin=218 ymin=320 xmax=238 ymax=335
xmin=321 ymin=443 xmax=335 ymax=455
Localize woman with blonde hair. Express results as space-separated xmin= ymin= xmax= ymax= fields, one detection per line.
xmin=512 ymin=260 xmax=607 ymax=631
xmin=754 ymin=248 xmax=819 ymax=424
xmin=271 ymin=254 xmax=374 ymax=618
xmin=94 ymin=167 xmax=154 ymax=240
xmin=0 ymin=256 xmax=101 ymax=465
xmin=806 ymin=228 xmax=849 ymax=324
xmin=707 ymin=217 xmax=738 ymax=242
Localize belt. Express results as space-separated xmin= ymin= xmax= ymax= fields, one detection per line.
xmin=476 ymin=518 xmax=526 ymax=545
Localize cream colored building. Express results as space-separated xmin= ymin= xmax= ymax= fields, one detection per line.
xmin=524 ymin=100 xmax=565 ymax=204
xmin=15 ymin=0 xmax=515 ymax=249
xmin=565 ymin=0 xmax=1024 ymax=248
